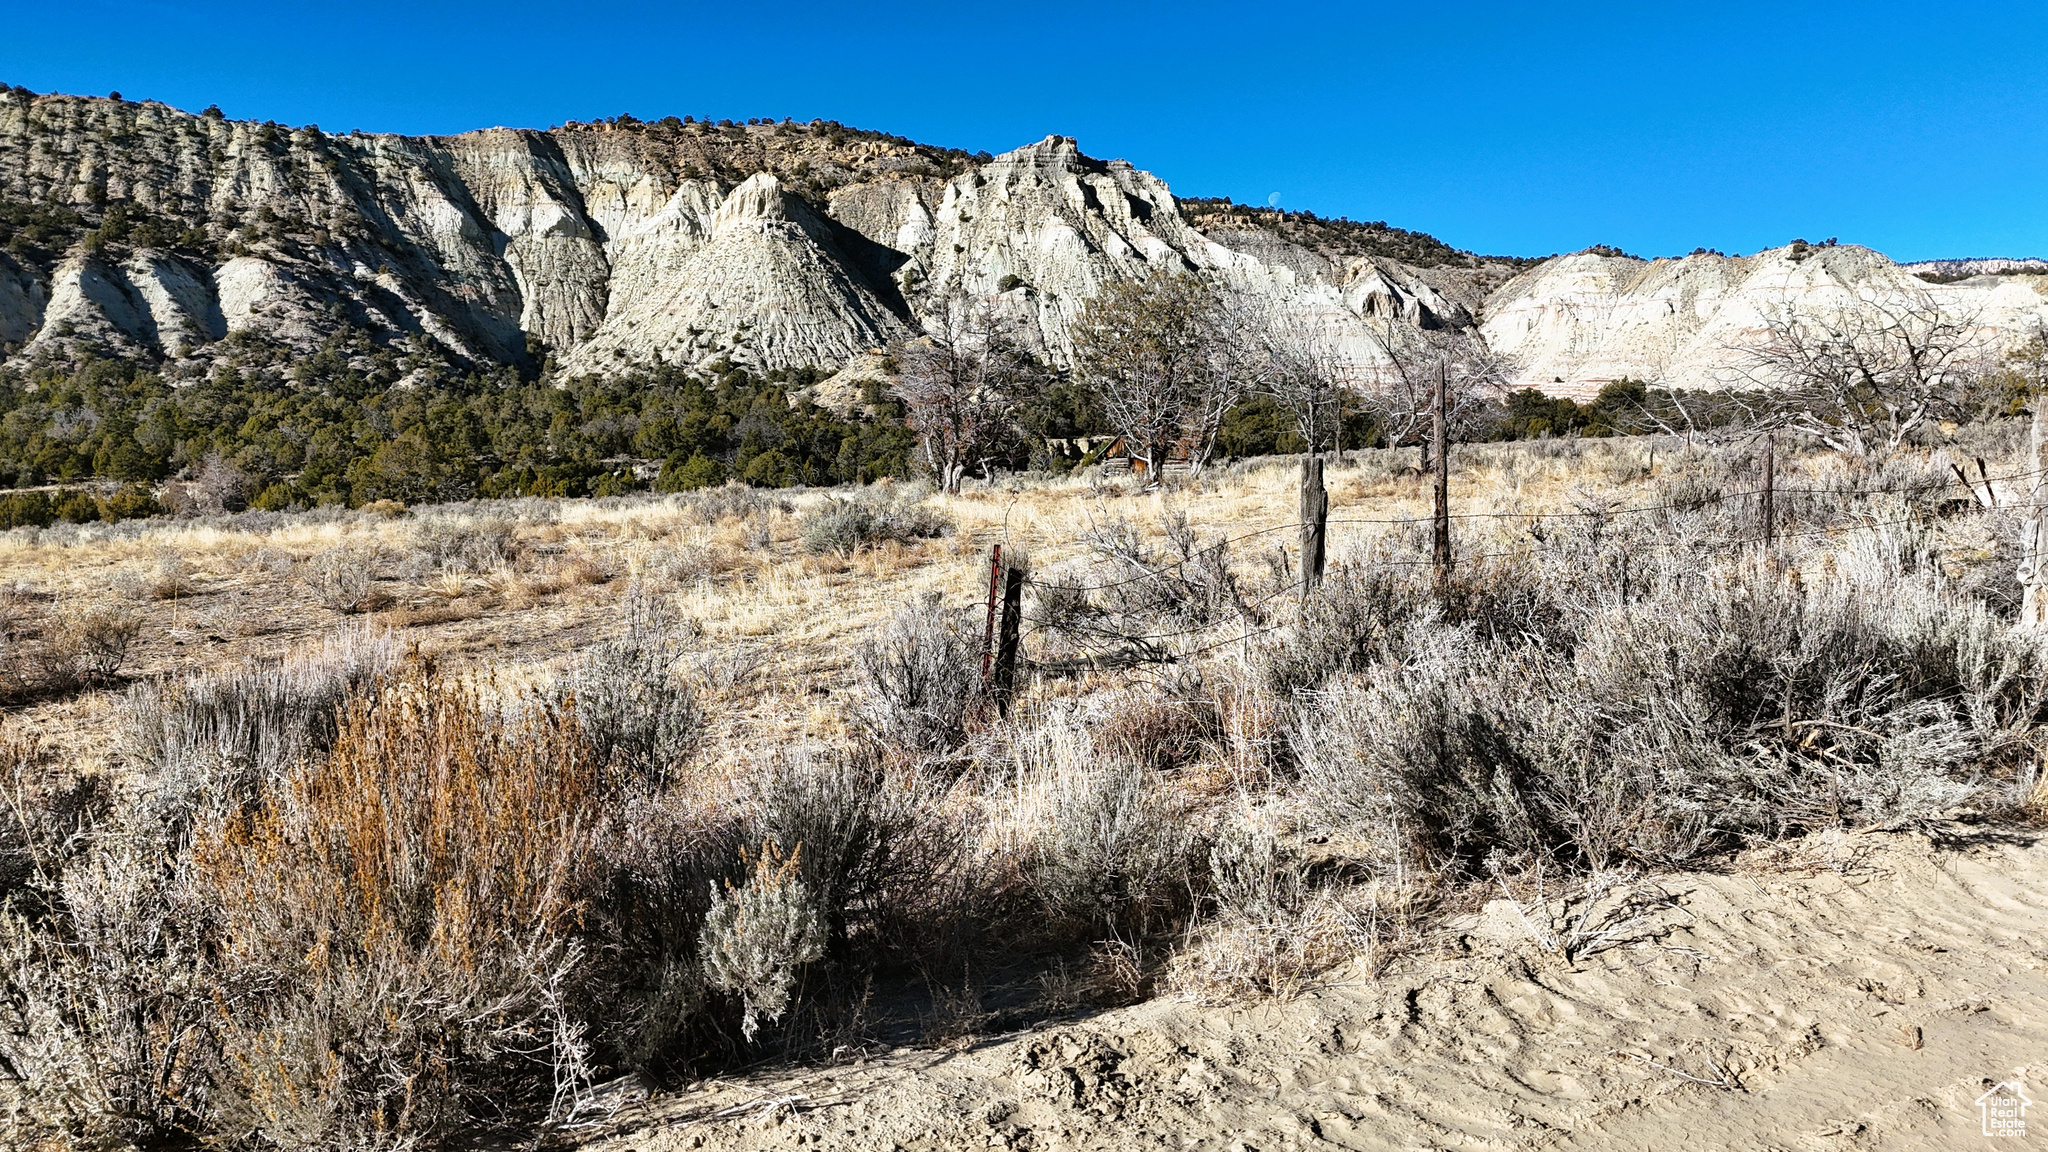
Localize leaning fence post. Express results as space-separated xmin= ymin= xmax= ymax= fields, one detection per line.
xmin=1431 ymin=364 xmax=1452 ymax=595
xmin=992 ymin=550 xmax=1028 ymax=714
xmin=981 ymin=543 xmax=1002 ymax=686
xmin=1300 ymin=455 xmax=1327 ymax=596
xmin=2021 ymin=404 xmax=2048 ymax=627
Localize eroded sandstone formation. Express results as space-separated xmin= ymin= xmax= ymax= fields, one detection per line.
xmin=3 ymin=88 xmax=2042 ymax=395
xmin=0 ymin=91 xmax=1496 ymax=382
xmin=1484 ymin=245 xmax=2048 ymax=399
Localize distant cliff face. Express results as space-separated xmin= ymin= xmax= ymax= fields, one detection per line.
xmin=1482 ymin=245 xmax=2048 ymax=399
xmin=1900 ymin=257 xmax=2048 ymax=279
xmin=6 ymin=89 xmax=2039 ymax=398
xmin=0 ymin=91 xmax=1479 ymax=384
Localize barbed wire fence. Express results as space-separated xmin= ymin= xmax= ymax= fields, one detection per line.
xmin=972 ymin=448 xmax=2048 ymax=686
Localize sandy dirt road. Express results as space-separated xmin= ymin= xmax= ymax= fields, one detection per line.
xmin=571 ymin=822 xmax=2046 ymax=1152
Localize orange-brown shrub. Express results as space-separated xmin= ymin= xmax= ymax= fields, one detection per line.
xmin=191 ymin=660 xmax=610 ymax=1147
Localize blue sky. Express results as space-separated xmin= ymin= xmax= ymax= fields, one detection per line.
xmin=4 ymin=0 xmax=2044 ymax=262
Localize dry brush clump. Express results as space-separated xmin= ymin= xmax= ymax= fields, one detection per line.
xmin=112 ymin=548 xmax=196 ymax=601
xmin=559 ymin=583 xmax=704 ymax=788
xmin=649 ymin=540 xmax=745 ymax=585
xmin=191 ymin=664 xmax=611 ymax=1147
xmin=798 ymin=485 xmax=954 ymax=556
xmin=1027 ymin=507 xmax=1251 ymax=667
xmin=117 ymin=622 xmax=401 ymax=798
xmin=577 ymin=741 xmax=965 ymax=1077
xmin=1283 ymin=494 xmax=2048 ymax=890
xmin=2 ymin=604 xmax=1051 ymax=1147
xmin=1094 ymin=675 xmax=1223 ymax=775
xmin=51 ymin=603 xmax=144 ymax=687
xmin=402 ymin=511 xmax=518 ymax=577
xmin=678 ymin=482 xmax=792 ymax=526
xmin=4 ymin=648 xmax=574 ymax=1146
xmin=304 ymin=544 xmax=384 ymax=613
xmin=989 ymin=436 xmax=2048 ymax=1002
xmin=3 ymin=656 xmax=618 ymax=1150
xmin=694 ymin=745 xmax=965 ymax=1041
xmin=972 ymin=711 xmax=1206 ymax=968
xmin=0 ymin=811 xmax=217 ymax=1147
xmin=1021 ymin=753 xmax=1195 ymax=944
xmin=848 ymin=592 xmax=986 ymax=762
xmin=700 ymin=843 xmax=827 ymax=1042
xmin=1167 ymin=807 xmax=1383 ymax=1002
xmin=0 ymin=597 xmax=145 ymax=699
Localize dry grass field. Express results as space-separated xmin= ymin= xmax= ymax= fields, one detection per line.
xmin=0 ymin=444 xmax=1597 ymax=767
xmin=0 ymin=438 xmax=1799 ymax=758
xmin=3 ymin=432 xmax=2045 ymax=1151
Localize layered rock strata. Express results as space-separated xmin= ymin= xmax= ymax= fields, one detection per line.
xmin=4 ymin=88 xmax=2042 ymax=397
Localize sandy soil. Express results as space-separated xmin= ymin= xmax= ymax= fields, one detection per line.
xmin=569 ymin=821 xmax=2046 ymax=1152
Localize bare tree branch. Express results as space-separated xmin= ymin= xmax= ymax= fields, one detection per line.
xmin=1723 ymin=292 xmax=1987 ymax=456
xmin=1357 ymin=319 xmax=1506 ymax=466
xmin=1233 ymin=295 xmax=1352 ymax=455
xmin=1072 ymin=272 xmax=1245 ymax=483
xmin=892 ymin=310 xmax=1046 ymax=493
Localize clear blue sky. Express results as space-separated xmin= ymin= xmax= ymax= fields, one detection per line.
xmin=4 ymin=0 xmax=2044 ymax=262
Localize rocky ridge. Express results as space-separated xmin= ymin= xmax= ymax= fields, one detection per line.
xmin=1901 ymin=257 xmax=2048 ymax=280
xmin=1483 ymin=244 xmax=2048 ymax=398
xmin=0 ymin=90 xmax=1476 ymax=384
xmin=4 ymin=87 xmax=2045 ymax=398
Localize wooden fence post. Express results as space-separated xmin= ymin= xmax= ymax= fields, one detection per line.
xmin=1761 ymin=434 xmax=1775 ymax=551
xmin=992 ymin=550 xmax=1028 ymax=714
xmin=981 ymin=543 xmax=1002 ymax=687
xmin=1300 ymin=455 xmax=1327 ymax=596
xmin=1431 ymin=363 xmax=1452 ymax=592
xmin=2021 ymin=405 xmax=2048 ymax=627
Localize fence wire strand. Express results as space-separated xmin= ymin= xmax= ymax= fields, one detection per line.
xmin=1019 ymin=461 xmax=2045 ymax=596
xmin=1005 ymin=456 xmax=2032 ymax=660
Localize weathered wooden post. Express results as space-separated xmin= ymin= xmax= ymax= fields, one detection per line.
xmin=2020 ymin=404 xmax=2048 ymax=626
xmin=981 ymin=544 xmax=1003 ymax=686
xmin=1431 ymin=363 xmax=1452 ymax=593
xmin=1761 ymin=434 xmax=1776 ymax=551
xmin=1300 ymin=455 xmax=1327 ymax=596
xmin=992 ymin=550 xmax=1028 ymax=714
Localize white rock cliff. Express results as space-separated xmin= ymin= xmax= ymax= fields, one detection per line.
xmin=1484 ymin=245 xmax=2048 ymax=398
xmin=3 ymin=89 xmax=2042 ymax=397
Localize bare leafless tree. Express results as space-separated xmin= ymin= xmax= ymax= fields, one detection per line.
xmin=1726 ymin=293 xmax=1986 ymax=456
xmin=2010 ymin=326 xmax=2048 ymax=392
xmin=1072 ymin=272 xmax=1245 ymax=481
xmin=1237 ymin=297 xmax=1351 ymax=455
xmin=1967 ymin=322 xmax=2048 ymax=421
xmin=1588 ymin=348 xmax=1706 ymax=446
xmin=893 ymin=312 xmax=1045 ymax=493
xmin=1358 ymin=319 xmax=1506 ymax=467
xmin=1613 ymin=377 xmax=1717 ymax=447
xmin=1187 ymin=291 xmax=1271 ymax=472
